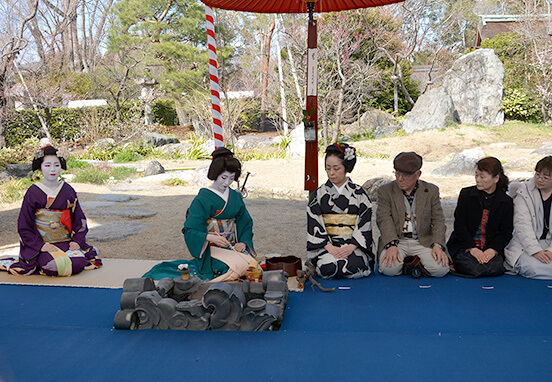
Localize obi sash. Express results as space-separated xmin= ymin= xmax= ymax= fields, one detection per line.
xmin=323 ymin=214 xmax=357 ymax=237
xmin=35 ymin=208 xmax=72 ymax=243
xmin=206 ymin=217 xmax=237 ymax=244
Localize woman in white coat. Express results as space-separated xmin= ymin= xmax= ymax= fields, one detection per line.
xmin=505 ymin=156 xmax=552 ymax=279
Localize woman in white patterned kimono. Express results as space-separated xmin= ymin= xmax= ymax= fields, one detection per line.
xmin=307 ymin=143 xmax=373 ymax=279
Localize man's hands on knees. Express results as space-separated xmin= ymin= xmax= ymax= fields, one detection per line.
xmin=381 ymin=245 xmax=401 ymax=267
xmin=432 ymin=245 xmax=449 ymax=266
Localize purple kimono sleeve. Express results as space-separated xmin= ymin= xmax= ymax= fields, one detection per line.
xmin=60 ymin=184 xmax=96 ymax=258
xmin=17 ymin=186 xmax=45 ymax=261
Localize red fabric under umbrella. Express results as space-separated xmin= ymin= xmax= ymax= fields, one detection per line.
xmin=200 ymin=0 xmax=404 ymax=13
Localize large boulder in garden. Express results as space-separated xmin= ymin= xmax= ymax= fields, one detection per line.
xmin=402 ymin=87 xmax=458 ymax=133
xmin=442 ymin=49 xmax=504 ymax=126
xmin=362 ymin=176 xmax=393 ymax=202
xmin=5 ymin=164 xmax=32 ymax=179
xmin=235 ymin=135 xmax=274 ymax=150
xmin=143 ymin=132 xmax=179 ymax=147
xmin=341 ymin=108 xmax=399 ymax=140
xmin=432 ymin=148 xmax=485 ymax=177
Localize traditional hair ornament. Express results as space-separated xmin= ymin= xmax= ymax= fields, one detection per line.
xmin=34 ymin=148 xmax=45 ymax=161
xmin=334 ymin=142 xmax=344 ymax=153
xmin=344 ymin=147 xmax=355 ymax=161
xmin=56 ymin=144 xmax=69 ymax=160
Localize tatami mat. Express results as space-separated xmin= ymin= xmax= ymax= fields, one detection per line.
xmin=0 ymin=258 xmax=165 ymax=289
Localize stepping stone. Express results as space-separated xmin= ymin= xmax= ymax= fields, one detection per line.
xmin=80 ymin=201 xmax=119 ymax=209
xmin=98 ymin=194 xmax=140 ymax=203
xmin=123 ymin=202 xmax=149 ymax=207
xmin=108 ymin=184 xmax=164 ymax=192
xmin=86 ymin=208 xmax=157 ymax=219
xmin=87 ymin=222 xmax=151 ymax=242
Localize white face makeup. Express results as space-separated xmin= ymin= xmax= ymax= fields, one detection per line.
xmin=211 ymin=171 xmax=235 ymax=193
xmin=41 ymin=155 xmax=62 ymax=184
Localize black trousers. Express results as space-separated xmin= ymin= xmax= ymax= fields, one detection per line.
xmin=452 ymin=250 xmax=505 ymax=278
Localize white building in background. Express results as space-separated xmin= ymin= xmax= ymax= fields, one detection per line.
xmin=67 ymin=99 xmax=108 ymax=108
xmin=220 ymin=91 xmax=254 ymax=100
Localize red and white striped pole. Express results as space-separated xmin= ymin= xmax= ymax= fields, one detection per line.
xmin=205 ymin=6 xmax=224 ymax=148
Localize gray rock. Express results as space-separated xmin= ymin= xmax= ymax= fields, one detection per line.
xmin=504 ymin=157 xmax=530 ymax=170
xmin=287 ymin=124 xmax=305 ymax=158
xmin=144 ymin=160 xmax=165 ymax=176
xmin=123 ymin=201 xmax=150 ymax=207
xmin=0 ymin=171 xmax=10 ymax=184
xmin=95 ymin=138 xmax=116 ymax=149
xmin=442 ymin=49 xmax=504 ymax=126
xmin=143 ymin=132 xmax=179 ymax=147
xmin=342 ymin=108 xmax=398 ymax=139
xmin=86 ymin=208 xmax=158 ymax=219
xmin=441 ymin=199 xmax=458 ymax=227
xmin=80 ymin=201 xmax=120 ymax=209
xmin=362 ymin=176 xmax=393 ymax=202
xmin=431 ymin=148 xmax=484 ymax=176
xmin=508 ymin=171 xmax=534 ymax=183
xmin=5 ymin=164 xmax=32 ymax=179
xmin=98 ymin=194 xmax=140 ymax=203
xmin=532 ymin=144 xmax=552 ymax=155
xmin=160 ymin=143 xmax=191 ymax=156
xmin=235 ymin=136 xmax=274 ymax=150
xmin=374 ymin=124 xmax=401 ymax=139
xmin=403 ymin=87 xmax=458 ymax=133
xmin=87 ymin=222 xmax=151 ymax=242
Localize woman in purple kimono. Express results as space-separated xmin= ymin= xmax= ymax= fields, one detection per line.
xmin=0 ymin=145 xmax=101 ymax=276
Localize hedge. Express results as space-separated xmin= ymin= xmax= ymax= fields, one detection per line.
xmin=5 ymin=99 xmax=178 ymax=147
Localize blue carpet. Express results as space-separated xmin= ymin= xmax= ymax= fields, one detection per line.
xmin=2 ymin=274 xmax=552 ymax=381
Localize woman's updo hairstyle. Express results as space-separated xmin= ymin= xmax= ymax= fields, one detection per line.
xmin=207 ymin=147 xmax=242 ymax=180
xmin=32 ymin=145 xmax=67 ymax=172
xmin=476 ymin=156 xmax=509 ymax=192
xmin=325 ymin=143 xmax=357 ymax=173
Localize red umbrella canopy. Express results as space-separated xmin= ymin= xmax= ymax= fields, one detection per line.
xmin=200 ymin=0 xmax=405 ymax=13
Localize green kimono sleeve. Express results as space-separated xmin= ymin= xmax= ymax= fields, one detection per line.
xmin=182 ymin=190 xmax=228 ymax=279
xmin=232 ymin=191 xmax=255 ymax=255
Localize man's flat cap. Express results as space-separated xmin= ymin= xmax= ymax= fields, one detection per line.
xmin=393 ymin=151 xmax=422 ymax=173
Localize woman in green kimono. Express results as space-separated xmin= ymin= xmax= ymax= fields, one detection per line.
xmin=182 ymin=148 xmax=257 ymax=281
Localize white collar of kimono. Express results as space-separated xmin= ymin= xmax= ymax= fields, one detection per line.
xmin=208 ymin=186 xmax=229 ymax=200
xmin=35 ymin=181 xmax=64 ymax=199
xmin=332 ymin=182 xmax=347 ymax=194
xmin=330 ymin=178 xmax=350 ymax=194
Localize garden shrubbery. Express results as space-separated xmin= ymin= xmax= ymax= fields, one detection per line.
xmin=5 ymin=99 xmax=178 ymax=147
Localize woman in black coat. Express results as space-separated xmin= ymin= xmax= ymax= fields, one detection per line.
xmin=447 ymin=157 xmax=514 ymax=277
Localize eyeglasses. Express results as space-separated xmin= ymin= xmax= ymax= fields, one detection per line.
xmin=535 ymin=172 xmax=552 ymax=182
xmin=394 ymin=171 xmax=417 ymax=180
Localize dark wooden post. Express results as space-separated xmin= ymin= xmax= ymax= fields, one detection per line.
xmin=304 ymin=2 xmax=318 ymax=192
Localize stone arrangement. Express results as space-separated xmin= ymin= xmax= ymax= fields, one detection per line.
xmin=113 ymin=270 xmax=289 ymax=331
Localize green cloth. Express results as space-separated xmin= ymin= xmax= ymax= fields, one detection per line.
xmin=142 ymin=260 xmax=201 ymax=280
xmin=182 ymin=188 xmax=255 ymax=280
